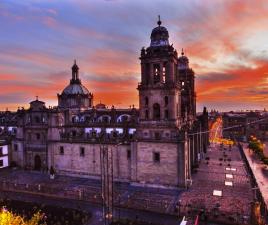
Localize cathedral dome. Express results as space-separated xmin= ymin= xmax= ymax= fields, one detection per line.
xmin=150 ymin=16 xmax=169 ymax=47
xmin=62 ymin=83 xmax=90 ymax=95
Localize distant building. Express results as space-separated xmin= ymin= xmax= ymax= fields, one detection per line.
xmin=0 ymin=140 xmax=9 ymax=168
xmin=222 ymin=111 xmax=268 ymax=142
xmin=0 ymin=18 xmax=208 ymax=188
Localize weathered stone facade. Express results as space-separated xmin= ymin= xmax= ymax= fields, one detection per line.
xmin=0 ymin=19 xmax=209 ymax=188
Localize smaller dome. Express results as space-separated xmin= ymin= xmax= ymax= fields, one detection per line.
xmin=62 ymin=83 xmax=90 ymax=95
xmin=95 ymin=102 xmax=106 ymax=109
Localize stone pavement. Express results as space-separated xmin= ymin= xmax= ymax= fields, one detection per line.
xmin=179 ymin=143 xmax=254 ymax=224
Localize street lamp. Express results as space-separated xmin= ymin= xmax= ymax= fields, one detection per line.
xmin=178 ymin=200 xmax=182 ymax=217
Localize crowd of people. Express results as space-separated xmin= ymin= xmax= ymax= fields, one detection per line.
xmin=0 ymin=198 xmax=91 ymax=225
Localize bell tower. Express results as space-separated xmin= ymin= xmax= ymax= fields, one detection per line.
xmin=135 ymin=18 xmax=189 ymax=188
xmin=178 ymin=49 xmax=196 ymax=122
xmin=138 ymin=17 xmax=181 ymax=129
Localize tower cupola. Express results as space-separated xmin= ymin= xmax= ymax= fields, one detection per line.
xmin=150 ymin=16 xmax=169 ymax=47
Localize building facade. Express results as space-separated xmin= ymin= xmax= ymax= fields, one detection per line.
xmin=223 ymin=111 xmax=268 ymax=142
xmin=0 ymin=19 xmax=208 ymax=188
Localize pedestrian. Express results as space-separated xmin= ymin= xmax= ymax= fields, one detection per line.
xmin=50 ymin=166 xmax=55 ymax=179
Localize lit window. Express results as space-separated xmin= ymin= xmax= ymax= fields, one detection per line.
xmin=226 ymin=174 xmax=233 ymax=179
xmin=163 ymin=65 xmax=166 ymax=83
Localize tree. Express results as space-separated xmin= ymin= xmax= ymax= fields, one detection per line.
xmin=0 ymin=207 xmax=45 ymax=225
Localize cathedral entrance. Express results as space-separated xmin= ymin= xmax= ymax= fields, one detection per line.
xmin=34 ymin=155 xmax=41 ymax=171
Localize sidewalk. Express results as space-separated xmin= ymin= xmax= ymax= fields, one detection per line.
xmin=242 ymin=145 xmax=268 ymax=207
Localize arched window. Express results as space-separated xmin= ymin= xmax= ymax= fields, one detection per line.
xmin=145 ymin=97 xmax=149 ymax=106
xmin=165 ymin=110 xmax=169 ymax=119
xmin=34 ymin=116 xmax=40 ymax=123
xmin=153 ymin=64 xmax=160 ymax=84
xmin=72 ymin=130 xmax=77 ymax=137
xmin=164 ymin=96 xmax=168 ymax=106
xmin=145 ymin=110 xmax=149 ymax=119
xmin=153 ymin=103 xmax=160 ymax=120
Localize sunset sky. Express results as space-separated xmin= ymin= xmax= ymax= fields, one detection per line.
xmin=1 ymin=0 xmax=268 ymax=112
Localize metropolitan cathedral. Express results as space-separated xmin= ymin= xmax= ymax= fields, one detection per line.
xmin=0 ymin=19 xmax=208 ymax=188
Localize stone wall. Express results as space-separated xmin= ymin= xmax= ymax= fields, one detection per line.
xmin=136 ymin=142 xmax=179 ymax=186
xmin=48 ymin=142 xmax=132 ymax=181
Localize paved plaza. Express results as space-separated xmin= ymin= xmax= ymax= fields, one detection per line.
xmin=179 ymin=143 xmax=254 ymax=224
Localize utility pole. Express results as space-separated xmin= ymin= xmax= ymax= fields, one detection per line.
xmin=100 ymin=144 xmax=114 ymax=225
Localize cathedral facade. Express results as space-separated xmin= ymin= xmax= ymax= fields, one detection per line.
xmin=0 ymin=19 xmax=208 ymax=188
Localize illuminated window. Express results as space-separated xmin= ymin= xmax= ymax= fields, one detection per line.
xmin=163 ymin=65 xmax=166 ymax=83
xmin=153 ymin=64 xmax=160 ymax=83
xmin=226 ymin=174 xmax=233 ymax=179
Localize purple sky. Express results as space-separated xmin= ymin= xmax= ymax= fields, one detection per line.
xmin=1 ymin=0 xmax=268 ymax=111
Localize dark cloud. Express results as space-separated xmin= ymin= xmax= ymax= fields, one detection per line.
xmin=0 ymin=92 xmax=29 ymax=104
xmin=197 ymin=72 xmax=236 ymax=82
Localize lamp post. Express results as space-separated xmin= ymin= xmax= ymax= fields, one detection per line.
xmin=178 ymin=200 xmax=181 ymax=217
xmin=115 ymin=141 xmax=123 ymax=222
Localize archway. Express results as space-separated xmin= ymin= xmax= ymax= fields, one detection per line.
xmin=34 ymin=155 xmax=41 ymax=171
